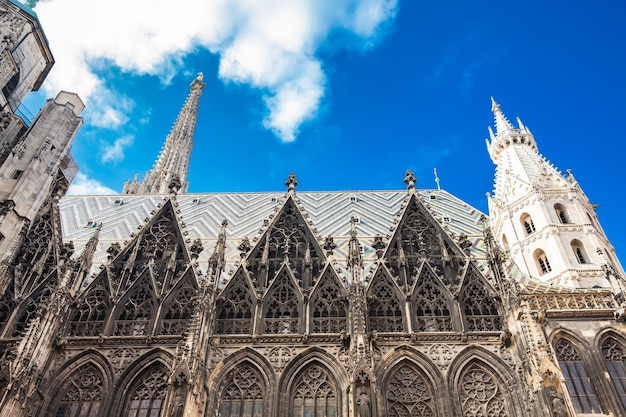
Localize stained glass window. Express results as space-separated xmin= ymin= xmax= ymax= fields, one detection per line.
xmin=555 ymin=339 xmax=601 ymax=413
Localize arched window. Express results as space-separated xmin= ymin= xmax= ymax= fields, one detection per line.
xmin=292 ymin=364 xmax=338 ymax=417
xmin=458 ymin=361 xmax=511 ymax=417
xmin=53 ymin=364 xmax=104 ymax=417
xmin=218 ymin=363 xmax=265 ymax=417
xmin=554 ymin=338 xmax=601 ymax=413
xmin=602 ymin=337 xmax=626 ymax=409
xmin=501 ymin=234 xmax=510 ymax=252
xmin=310 ymin=271 xmax=347 ymax=333
xmin=160 ymin=286 xmax=195 ymax=335
xmin=123 ymin=366 xmax=168 ymax=417
xmin=520 ymin=213 xmax=536 ymax=235
xmin=68 ymin=280 xmax=110 ymax=337
xmin=554 ymin=203 xmax=569 ymax=224
xmin=367 ymin=271 xmax=405 ymax=333
xmin=386 ymin=363 xmax=435 ymax=416
xmin=571 ymin=240 xmax=587 ymax=264
xmin=263 ymin=271 xmax=300 ymax=334
xmin=533 ymin=249 xmax=552 ymax=275
xmin=414 ymin=274 xmax=453 ymax=332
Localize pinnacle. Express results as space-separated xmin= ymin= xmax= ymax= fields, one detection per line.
xmin=490 ymin=97 xmax=514 ymax=136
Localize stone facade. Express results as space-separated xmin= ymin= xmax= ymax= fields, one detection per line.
xmin=1 ymin=2 xmax=626 ymax=416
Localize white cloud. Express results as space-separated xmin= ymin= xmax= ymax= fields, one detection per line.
xmin=67 ymin=172 xmax=117 ymax=195
xmin=34 ymin=0 xmax=398 ymax=142
xmin=101 ymin=135 xmax=134 ymax=163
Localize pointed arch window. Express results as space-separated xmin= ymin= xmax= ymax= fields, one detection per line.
xmin=123 ymin=366 xmax=167 ymax=417
xmin=367 ymin=274 xmax=405 ymax=333
xmin=311 ymin=274 xmax=348 ymax=334
xmin=113 ymin=280 xmax=156 ymax=336
xmin=160 ymin=285 xmax=195 ymax=335
xmin=520 ymin=213 xmax=536 ymax=235
xmin=386 ymin=363 xmax=435 ymax=416
xmin=554 ymin=338 xmax=601 ymax=413
xmin=533 ymin=249 xmax=552 ymax=275
xmin=461 ymin=277 xmax=501 ymax=332
xmin=263 ymin=272 xmax=300 ymax=334
xmin=414 ymin=277 xmax=453 ymax=332
xmin=602 ymin=337 xmax=626 ymax=409
xmin=459 ymin=362 xmax=510 ymax=417
xmin=554 ymin=203 xmax=570 ymax=224
xmin=216 ymin=274 xmax=254 ymax=335
xmin=54 ymin=364 xmax=103 ymax=417
xmin=68 ymin=283 xmax=109 ymax=337
xmin=292 ymin=364 xmax=338 ymax=417
xmin=218 ymin=363 xmax=265 ymax=417
xmin=571 ymin=240 xmax=588 ymax=264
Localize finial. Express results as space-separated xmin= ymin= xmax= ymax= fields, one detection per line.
xmin=350 ymin=216 xmax=358 ymax=238
xmin=323 ymin=236 xmax=337 ymax=256
xmin=285 ymin=172 xmax=298 ymax=195
xmin=490 ymin=96 xmax=499 ymax=112
xmin=490 ymin=97 xmax=514 ymax=135
xmin=372 ymin=235 xmax=386 ymax=259
xmin=403 ymin=170 xmax=417 ymax=192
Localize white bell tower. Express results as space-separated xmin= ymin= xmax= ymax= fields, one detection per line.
xmin=486 ymin=99 xmax=623 ymax=288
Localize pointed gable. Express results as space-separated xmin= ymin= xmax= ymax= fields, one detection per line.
xmin=262 ymin=265 xmax=302 ymax=334
xmin=67 ymin=273 xmax=112 ymax=337
xmin=245 ymin=196 xmax=325 ymax=290
xmin=460 ymin=264 xmax=502 ymax=332
xmin=367 ymin=266 xmax=405 ymax=333
xmin=412 ymin=265 xmax=454 ymax=332
xmin=310 ymin=266 xmax=348 ymax=334
xmin=13 ymin=198 xmax=63 ymax=296
xmin=384 ymin=194 xmax=465 ymax=289
xmin=106 ymin=199 xmax=194 ymax=297
xmin=159 ymin=268 xmax=198 ymax=335
xmin=215 ymin=267 xmax=255 ymax=335
xmin=112 ymin=270 xmax=158 ymax=336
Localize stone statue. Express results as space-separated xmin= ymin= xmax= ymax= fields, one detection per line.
xmin=168 ymin=391 xmax=184 ymax=417
xmin=356 ymin=390 xmax=371 ymax=417
xmin=550 ymin=393 xmax=567 ymax=417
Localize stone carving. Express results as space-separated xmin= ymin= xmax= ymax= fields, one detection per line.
xmin=356 ymin=390 xmax=371 ymax=417
xmin=427 ymin=343 xmax=454 ymax=370
xmin=386 ymin=364 xmax=434 ymax=416
xmin=266 ymin=346 xmax=295 ymax=371
xmin=108 ymin=348 xmax=139 ymax=374
xmin=460 ymin=364 xmax=510 ymax=417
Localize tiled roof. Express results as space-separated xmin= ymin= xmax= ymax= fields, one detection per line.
xmin=59 ymin=189 xmax=488 ymax=281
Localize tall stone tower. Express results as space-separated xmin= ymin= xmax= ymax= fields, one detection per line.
xmin=486 ymin=99 xmax=623 ymax=288
xmin=122 ymin=73 xmax=205 ymax=195
xmin=0 ymin=0 xmax=83 ymax=260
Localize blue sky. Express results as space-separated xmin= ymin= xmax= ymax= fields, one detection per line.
xmin=23 ymin=0 xmax=626 ymax=258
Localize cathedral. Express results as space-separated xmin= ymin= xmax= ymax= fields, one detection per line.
xmin=1 ymin=1 xmax=626 ymax=416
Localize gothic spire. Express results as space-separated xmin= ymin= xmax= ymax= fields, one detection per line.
xmin=123 ymin=73 xmax=206 ymax=195
xmin=490 ymin=97 xmax=514 ymax=136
